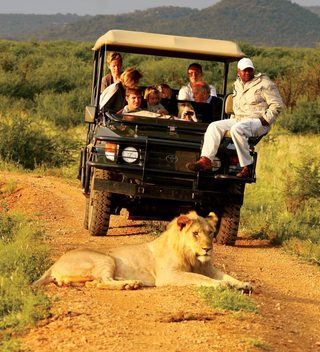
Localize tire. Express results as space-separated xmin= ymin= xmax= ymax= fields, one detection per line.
xmin=83 ymin=195 xmax=89 ymax=230
xmin=87 ymin=168 xmax=112 ymax=236
xmin=215 ymin=203 xmax=241 ymax=246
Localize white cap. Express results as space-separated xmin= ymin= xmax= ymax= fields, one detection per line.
xmin=237 ymin=58 xmax=254 ymax=70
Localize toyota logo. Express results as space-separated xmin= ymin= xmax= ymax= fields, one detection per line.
xmin=166 ymin=154 xmax=178 ymax=163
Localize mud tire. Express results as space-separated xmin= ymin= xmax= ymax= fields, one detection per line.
xmin=216 ymin=203 xmax=241 ymax=246
xmin=87 ymin=168 xmax=112 ymax=236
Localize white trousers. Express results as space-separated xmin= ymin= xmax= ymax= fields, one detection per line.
xmin=201 ymin=118 xmax=270 ymax=167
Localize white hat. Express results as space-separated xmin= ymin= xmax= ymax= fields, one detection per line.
xmin=237 ymin=58 xmax=254 ymax=70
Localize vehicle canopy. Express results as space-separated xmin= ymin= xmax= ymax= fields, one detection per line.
xmin=90 ymin=30 xmax=246 ymax=108
xmin=92 ymin=30 xmax=245 ymax=62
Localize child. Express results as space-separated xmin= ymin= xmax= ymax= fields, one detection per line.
xmin=144 ymin=86 xmax=168 ymax=115
xmin=119 ymin=87 xmax=142 ymax=114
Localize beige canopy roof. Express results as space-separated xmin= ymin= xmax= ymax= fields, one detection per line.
xmin=93 ymin=30 xmax=245 ymax=62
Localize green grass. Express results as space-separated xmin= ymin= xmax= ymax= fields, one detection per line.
xmin=0 ymin=212 xmax=52 ymax=351
xmin=241 ymin=132 xmax=320 ymax=263
xmin=244 ymin=337 xmax=273 ymax=351
xmin=0 ymin=179 xmax=17 ymax=195
xmin=198 ymin=286 xmax=258 ymax=313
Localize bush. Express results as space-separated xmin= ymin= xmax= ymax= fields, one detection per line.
xmin=241 ymin=135 xmax=320 ymax=262
xmin=0 ymin=115 xmax=80 ymax=169
xmin=0 ymin=212 xmax=51 ymax=341
xmin=285 ymin=156 xmax=320 ymax=207
xmin=277 ymin=98 xmax=320 ymax=133
xmin=34 ymin=87 xmax=90 ymax=127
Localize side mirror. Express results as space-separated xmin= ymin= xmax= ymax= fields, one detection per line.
xmin=84 ymin=105 xmax=97 ymax=123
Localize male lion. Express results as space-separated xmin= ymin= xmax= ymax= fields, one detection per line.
xmin=33 ymin=211 xmax=252 ymax=292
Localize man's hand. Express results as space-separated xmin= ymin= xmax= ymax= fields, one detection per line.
xmin=259 ymin=117 xmax=269 ymax=126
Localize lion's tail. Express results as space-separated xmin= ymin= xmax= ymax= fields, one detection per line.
xmin=32 ymin=267 xmax=54 ymax=287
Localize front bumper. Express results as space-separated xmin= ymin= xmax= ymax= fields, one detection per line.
xmin=92 ymin=177 xmax=244 ymax=205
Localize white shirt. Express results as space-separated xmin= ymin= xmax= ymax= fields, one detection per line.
xmin=178 ymin=83 xmax=217 ymax=101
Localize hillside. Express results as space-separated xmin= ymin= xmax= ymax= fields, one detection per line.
xmin=0 ymin=0 xmax=319 ymax=47
xmin=308 ymin=6 xmax=320 ymax=16
xmin=0 ymin=13 xmax=85 ymax=39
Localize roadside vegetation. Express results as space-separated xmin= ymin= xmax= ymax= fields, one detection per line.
xmin=0 ymin=39 xmax=319 ymax=348
xmin=241 ymin=133 xmax=320 ymax=265
xmin=0 ymin=210 xmax=51 ymax=352
xmin=198 ymin=286 xmax=258 ymax=313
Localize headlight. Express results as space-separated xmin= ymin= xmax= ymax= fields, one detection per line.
xmin=122 ymin=146 xmax=139 ymax=163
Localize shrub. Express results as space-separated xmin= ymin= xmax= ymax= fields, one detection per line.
xmin=0 ymin=212 xmax=51 ymax=341
xmin=284 ymin=156 xmax=320 ymax=210
xmin=34 ymin=87 xmax=90 ymax=127
xmin=0 ymin=115 xmax=80 ymax=169
xmin=277 ymin=98 xmax=320 ymax=134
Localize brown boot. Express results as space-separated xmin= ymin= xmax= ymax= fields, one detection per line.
xmin=186 ymin=156 xmax=212 ymax=172
xmin=236 ymin=164 xmax=252 ymax=178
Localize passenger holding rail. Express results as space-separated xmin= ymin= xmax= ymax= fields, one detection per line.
xmin=187 ymin=58 xmax=284 ymax=178
xmin=178 ymin=63 xmax=217 ymax=101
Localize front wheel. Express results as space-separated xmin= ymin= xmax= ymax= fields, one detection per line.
xmin=215 ymin=203 xmax=241 ymax=246
xmin=87 ymin=168 xmax=112 ymax=236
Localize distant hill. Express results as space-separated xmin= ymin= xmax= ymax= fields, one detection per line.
xmin=307 ymin=6 xmax=320 ymax=16
xmin=0 ymin=14 xmax=86 ymax=39
xmin=0 ymin=0 xmax=319 ymax=48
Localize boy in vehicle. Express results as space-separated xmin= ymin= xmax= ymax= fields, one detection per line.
xmin=119 ymin=87 xmax=143 ymax=114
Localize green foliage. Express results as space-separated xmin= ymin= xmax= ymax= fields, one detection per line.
xmin=34 ymin=88 xmax=90 ymax=127
xmin=283 ymin=237 xmax=320 ymax=265
xmin=0 ymin=212 xmax=51 ymax=348
xmin=241 ymin=134 xmax=320 ymax=262
xmin=277 ymin=98 xmax=320 ymax=133
xmin=198 ymin=286 xmax=258 ymax=313
xmin=285 ymin=156 xmax=320 ymax=200
xmin=0 ymin=44 xmax=91 ymax=101
xmin=139 ymin=57 xmax=188 ymax=88
xmin=0 ymin=115 xmax=80 ymax=170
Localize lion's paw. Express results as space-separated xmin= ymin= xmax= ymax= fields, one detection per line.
xmin=219 ymin=281 xmax=253 ymax=294
xmin=233 ymin=281 xmax=253 ymax=294
xmin=122 ymin=280 xmax=142 ymax=290
xmin=85 ymin=280 xmax=99 ymax=288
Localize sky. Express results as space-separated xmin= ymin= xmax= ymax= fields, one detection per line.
xmin=0 ymin=0 xmax=319 ymax=15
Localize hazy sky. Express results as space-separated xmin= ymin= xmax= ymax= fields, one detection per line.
xmin=0 ymin=0 xmax=319 ymax=15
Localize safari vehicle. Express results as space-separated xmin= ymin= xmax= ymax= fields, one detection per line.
xmin=79 ymin=30 xmax=260 ymax=245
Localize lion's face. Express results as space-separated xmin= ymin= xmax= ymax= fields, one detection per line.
xmin=175 ymin=212 xmax=216 ymax=265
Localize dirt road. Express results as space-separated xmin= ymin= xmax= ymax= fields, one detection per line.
xmin=1 ymin=171 xmax=320 ymax=352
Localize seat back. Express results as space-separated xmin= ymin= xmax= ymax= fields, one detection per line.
xmin=224 ymin=94 xmax=234 ymax=115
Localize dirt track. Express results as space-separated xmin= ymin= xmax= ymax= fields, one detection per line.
xmin=1 ymin=171 xmax=320 ymax=352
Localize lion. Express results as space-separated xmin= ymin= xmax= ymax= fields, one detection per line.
xmin=33 ymin=211 xmax=252 ymax=292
